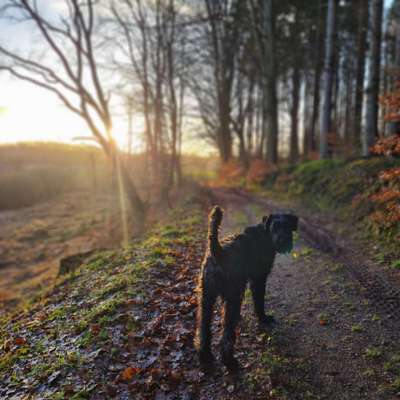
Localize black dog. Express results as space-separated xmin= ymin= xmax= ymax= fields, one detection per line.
xmin=195 ymin=206 xmax=298 ymax=370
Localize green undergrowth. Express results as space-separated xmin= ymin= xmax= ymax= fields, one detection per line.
xmin=263 ymin=157 xmax=400 ymax=257
xmin=0 ymin=200 xmax=204 ymax=395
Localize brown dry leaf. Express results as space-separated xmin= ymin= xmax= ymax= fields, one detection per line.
xmin=90 ymin=324 xmax=101 ymax=335
xmin=121 ymin=366 xmax=141 ymax=381
xmin=14 ymin=337 xmax=26 ymax=346
xmin=148 ymin=315 xmax=163 ymax=333
xmin=319 ymin=319 xmax=328 ymax=326
xmin=126 ymin=298 xmax=144 ymax=306
xmin=188 ymin=296 xmax=197 ymax=306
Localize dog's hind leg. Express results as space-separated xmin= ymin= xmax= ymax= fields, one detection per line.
xmin=250 ymin=275 xmax=275 ymax=326
xmin=220 ymin=295 xmax=242 ymax=371
xmin=196 ymin=280 xmax=217 ymax=364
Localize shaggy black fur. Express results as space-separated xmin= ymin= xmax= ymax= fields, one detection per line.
xmin=195 ymin=206 xmax=298 ymax=370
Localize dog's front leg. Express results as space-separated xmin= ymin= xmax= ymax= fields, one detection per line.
xmin=250 ymin=275 xmax=275 ymax=326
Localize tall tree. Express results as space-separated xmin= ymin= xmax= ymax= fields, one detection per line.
xmin=203 ymin=0 xmax=242 ymax=162
xmin=111 ymin=0 xmax=187 ymax=198
xmin=320 ymin=0 xmax=337 ymax=159
xmin=289 ymin=6 xmax=301 ymax=164
xmin=364 ymin=0 xmax=384 ymax=156
xmin=388 ymin=0 xmax=400 ymax=135
xmin=353 ymin=0 xmax=369 ymax=151
xmin=250 ymin=0 xmax=279 ymax=164
xmin=0 ymin=0 xmax=146 ymax=222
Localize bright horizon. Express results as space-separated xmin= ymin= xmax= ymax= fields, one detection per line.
xmin=0 ymin=0 xmax=213 ymax=156
xmin=0 ymin=0 xmax=394 ymax=154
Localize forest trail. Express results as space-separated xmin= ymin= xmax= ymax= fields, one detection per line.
xmin=207 ymin=187 xmax=400 ymax=399
xmin=2 ymin=187 xmax=400 ymax=400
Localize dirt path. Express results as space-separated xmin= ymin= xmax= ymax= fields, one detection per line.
xmin=208 ymin=187 xmax=400 ymax=399
xmin=2 ymin=187 xmax=400 ymax=400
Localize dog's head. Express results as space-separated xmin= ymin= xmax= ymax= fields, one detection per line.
xmin=263 ymin=213 xmax=298 ymax=254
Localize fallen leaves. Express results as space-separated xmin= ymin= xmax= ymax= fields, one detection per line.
xmin=120 ymin=366 xmax=141 ymax=381
xmin=14 ymin=337 xmax=27 ymax=346
xmin=90 ymin=324 xmax=101 ymax=335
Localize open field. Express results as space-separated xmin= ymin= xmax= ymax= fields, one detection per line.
xmin=0 ymin=191 xmax=122 ymax=312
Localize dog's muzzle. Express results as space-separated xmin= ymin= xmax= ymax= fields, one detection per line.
xmin=276 ymin=239 xmax=293 ymax=254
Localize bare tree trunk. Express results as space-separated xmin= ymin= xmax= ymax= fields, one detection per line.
xmin=263 ymin=0 xmax=279 ymax=164
xmin=364 ymin=0 xmax=384 ymax=156
xmin=290 ymin=65 xmax=300 ymax=164
xmin=204 ymin=0 xmax=240 ymax=163
xmin=245 ymin=78 xmax=255 ymax=158
xmin=0 ymin=0 xmax=147 ymax=227
xmin=219 ymin=94 xmax=233 ymax=162
xmin=320 ymin=0 xmax=337 ymax=159
xmin=388 ymin=19 xmax=400 ymax=135
xmin=118 ymin=156 xmax=147 ymax=223
xmin=255 ymin=86 xmax=264 ymax=158
xmin=309 ymin=0 xmax=324 ymax=154
xmin=353 ymin=0 xmax=369 ymax=151
xmin=302 ymin=71 xmax=311 ymax=159
xmin=344 ymin=66 xmax=353 ymax=145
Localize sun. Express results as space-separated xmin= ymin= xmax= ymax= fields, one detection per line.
xmin=0 ymin=76 xmax=144 ymax=151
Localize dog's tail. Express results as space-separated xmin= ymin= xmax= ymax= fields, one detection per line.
xmin=208 ymin=206 xmax=223 ymax=262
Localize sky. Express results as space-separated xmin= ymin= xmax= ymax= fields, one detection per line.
xmin=0 ymin=0 xmax=396 ymax=152
xmin=0 ymin=0 xmax=148 ymax=152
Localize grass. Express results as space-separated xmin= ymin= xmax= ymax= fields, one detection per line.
xmin=264 ymin=157 xmax=400 ymax=257
xmin=351 ymin=324 xmax=363 ymax=333
xmin=317 ymin=312 xmax=329 ymax=324
xmin=0 ymin=203 xmax=202 ymax=389
xmin=390 ymin=260 xmax=400 ymax=270
xmin=364 ymin=347 xmax=382 ymax=359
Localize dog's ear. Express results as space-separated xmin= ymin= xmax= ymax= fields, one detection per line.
xmin=288 ymin=215 xmax=298 ymax=231
xmin=262 ymin=215 xmax=273 ymax=230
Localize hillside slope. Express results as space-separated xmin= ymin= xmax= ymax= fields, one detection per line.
xmin=263 ymin=157 xmax=400 ymax=258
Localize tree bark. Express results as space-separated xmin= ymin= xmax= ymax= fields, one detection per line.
xmin=320 ymin=0 xmax=337 ymax=159
xmin=290 ymin=65 xmax=300 ymax=164
xmin=263 ymin=0 xmax=279 ymax=164
xmin=309 ymin=0 xmax=324 ymax=154
xmin=353 ymin=0 xmax=369 ymax=151
xmin=388 ymin=18 xmax=400 ymax=135
xmin=364 ymin=0 xmax=384 ymax=156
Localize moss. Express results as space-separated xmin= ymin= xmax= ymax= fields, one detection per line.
xmin=261 ymin=349 xmax=290 ymax=376
xmin=351 ymin=324 xmax=363 ymax=333
xmin=93 ymin=276 xmax=128 ymax=299
xmin=0 ymin=200 xmax=204 ymax=390
xmin=365 ymin=347 xmax=382 ymax=359
xmin=390 ymin=377 xmax=400 ymax=393
xmin=48 ymin=306 xmax=67 ymax=321
xmin=0 ymin=345 xmax=30 ymax=376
